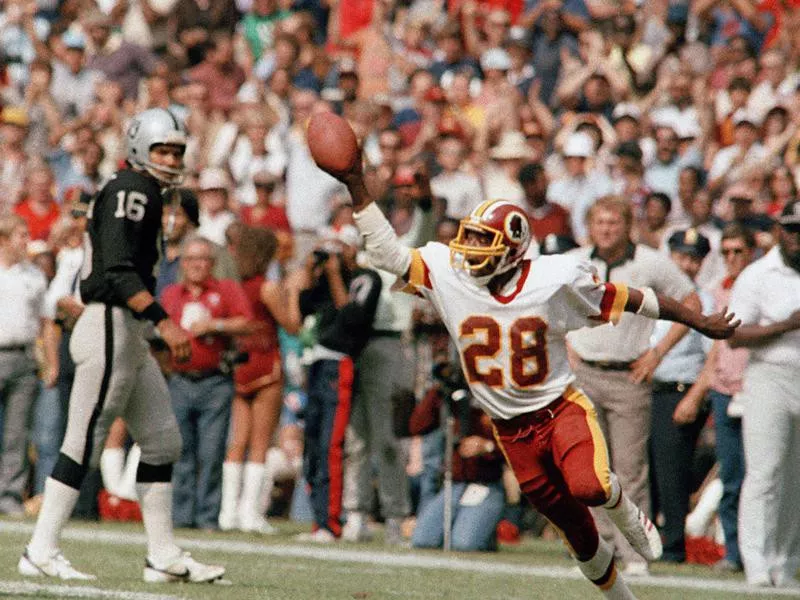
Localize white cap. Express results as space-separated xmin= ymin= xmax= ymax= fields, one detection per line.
xmin=489 ymin=130 xmax=534 ymax=160
xmin=321 ymin=224 xmax=361 ymax=248
xmin=612 ymin=102 xmax=641 ymax=122
xmin=732 ymin=108 xmax=761 ymax=128
xmin=198 ymin=168 xmax=231 ymax=191
xmin=651 ymin=107 xmax=681 ymax=132
xmin=481 ymin=48 xmax=512 ymax=72
xmin=676 ymin=117 xmax=702 ymax=139
xmin=563 ymin=132 xmax=594 ymax=158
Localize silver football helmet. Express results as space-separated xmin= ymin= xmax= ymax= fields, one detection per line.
xmin=126 ymin=108 xmax=187 ymax=185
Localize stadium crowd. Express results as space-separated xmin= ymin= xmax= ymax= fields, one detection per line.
xmin=1 ymin=0 xmax=799 ymax=589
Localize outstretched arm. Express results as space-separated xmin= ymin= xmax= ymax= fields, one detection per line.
xmin=334 ymin=153 xmax=414 ymax=280
xmin=624 ymin=286 xmax=740 ymax=340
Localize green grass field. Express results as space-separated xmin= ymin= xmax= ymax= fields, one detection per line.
xmin=0 ymin=518 xmax=796 ymax=600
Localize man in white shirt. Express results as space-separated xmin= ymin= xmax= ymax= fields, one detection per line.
xmin=547 ymin=133 xmax=613 ymax=245
xmin=430 ymin=135 xmax=483 ymax=220
xmin=0 ymin=215 xmax=55 ymax=515
xmin=196 ymin=168 xmax=236 ymax=248
xmin=728 ymin=200 xmax=800 ymax=589
xmin=707 ymin=110 xmax=767 ymax=192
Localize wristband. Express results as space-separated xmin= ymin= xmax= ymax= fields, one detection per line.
xmin=137 ymin=302 xmax=169 ymax=325
xmin=636 ymin=287 xmax=660 ymax=319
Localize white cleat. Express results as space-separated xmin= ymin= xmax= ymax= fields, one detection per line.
xmin=18 ymin=548 xmax=96 ymax=580
xmin=609 ymin=497 xmax=663 ymax=562
xmin=342 ymin=513 xmax=373 ymax=542
xmin=294 ymin=529 xmax=336 ymax=543
xmin=218 ymin=510 xmax=237 ymax=532
xmin=239 ymin=515 xmax=277 ymax=536
xmin=143 ymin=551 xmax=225 ymax=583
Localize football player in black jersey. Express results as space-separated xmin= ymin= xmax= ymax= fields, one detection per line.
xmin=20 ymin=108 xmax=225 ymax=583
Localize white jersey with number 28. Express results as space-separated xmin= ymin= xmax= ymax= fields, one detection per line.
xmin=403 ymin=242 xmax=630 ymax=420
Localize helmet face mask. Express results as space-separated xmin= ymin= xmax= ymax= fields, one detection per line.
xmin=449 ymin=200 xmax=532 ymax=286
xmin=126 ymin=108 xmax=188 ymax=186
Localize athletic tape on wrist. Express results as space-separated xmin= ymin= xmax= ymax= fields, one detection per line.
xmin=636 ymin=287 xmax=660 ymax=319
xmin=353 ymin=203 xmax=412 ymax=277
xmin=138 ymin=302 xmax=169 ymax=325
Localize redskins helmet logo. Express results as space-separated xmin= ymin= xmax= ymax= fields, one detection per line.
xmin=504 ymin=212 xmax=529 ymax=245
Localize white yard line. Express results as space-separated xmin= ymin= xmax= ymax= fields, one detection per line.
xmin=0 ymin=580 xmax=181 ymax=600
xmin=0 ymin=521 xmax=797 ymax=597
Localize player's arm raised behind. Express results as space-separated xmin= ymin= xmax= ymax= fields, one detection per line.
xmin=329 ymin=147 xmax=415 ymax=283
xmin=624 ymin=286 xmax=740 ymax=340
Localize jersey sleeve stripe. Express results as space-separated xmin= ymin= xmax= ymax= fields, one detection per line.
xmin=409 ymin=249 xmax=430 ymax=288
xmin=599 ymin=282 xmax=629 ymax=325
xmin=398 ymin=249 xmax=431 ymax=295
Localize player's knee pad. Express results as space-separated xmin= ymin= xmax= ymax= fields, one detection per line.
xmin=136 ymin=461 xmax=173 ymax=483
xmin=136 ymin=424 xmax=182 ymax=466
xmin=567 ymin=477 xmax=610 ymax=507
xmin=50 ymin=452 xmax=88 ymax=491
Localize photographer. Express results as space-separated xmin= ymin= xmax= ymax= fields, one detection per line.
xmin=408 ymin=355 xmax=506 ymax=552
xmin=295 ymin=226 xmax=382 ymax=542
xmin=160 ymin=236 xmax=253 ymax=530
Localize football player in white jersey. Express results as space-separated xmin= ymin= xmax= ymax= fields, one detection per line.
xmin=322 ymin=148 xmax=739 ymax=600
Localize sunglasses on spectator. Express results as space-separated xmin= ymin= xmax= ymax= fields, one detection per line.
xmin=721 ymin=248 xmax=745 ymax=256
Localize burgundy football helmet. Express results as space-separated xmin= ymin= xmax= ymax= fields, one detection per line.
xmin=449 ymin=199 xmax=532 ymax=285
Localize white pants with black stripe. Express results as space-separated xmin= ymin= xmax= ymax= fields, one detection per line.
xmin=61 ymin=304 xmax=181 ymax=472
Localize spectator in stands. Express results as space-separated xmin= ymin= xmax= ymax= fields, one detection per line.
xmin=637 ymin=192 xmax=672 ymax=250
xmin=14 ymin=163 xmax=59 ymax=242
xmin=729 ymin=200 xmax=800 ymax=588
xmin=50 ymin=30 xmax=103 ymax=120
xmin=547 ymin=132 xmax=613 ymax=244
xmin=483 ymin=131 xmax=532 ymax=208
xmin=649 ymin=228 xmax=714 ymax=564
xmin=239 ymin=171 xmax=291 ymax=233
xmin=429 ymin=134 xmax=483 ymax=220
xmin=519 ymin=162 xmax=572 ymax=242
xmin=568 ymin=196 xmax=698 ymax=576
xmin=196 ymin=168 xmax=237 ymax=248
xmin=160 ymin=236 xmax=253 ymax=530
xmin=83 ymin=9 xmax=159 ymax=102
xmin=0 ymin=106 xmax=31 ymax=212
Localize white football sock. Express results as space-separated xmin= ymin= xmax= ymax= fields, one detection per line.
xmin=100 ymin=448 xmax=125 ymax=496
xmin=602 ymin=572 xmax=638 ymax=600
xmin=218 ymin=462 xmax=243 ymax=530
xmin=259 ymin=448 xmax=290 ymax=515
xmin=118 ymin=445 xmax=141 ymax=501
xmin=577 ymin=538 xmax=637 ymax=599
xmin=28 ymin=478 xmax=80 ymax=559
xmin=240 ymin=461 xmax=265 ymax=526
xmin=136 ymin=482 xmax=181 ymax=564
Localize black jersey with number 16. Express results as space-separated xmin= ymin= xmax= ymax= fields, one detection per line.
xmin=80 ymin=169 xmax=164 ymax=307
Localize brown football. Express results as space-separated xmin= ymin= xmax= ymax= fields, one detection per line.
xmin=307 ymin=111 xmax=358 ymax=176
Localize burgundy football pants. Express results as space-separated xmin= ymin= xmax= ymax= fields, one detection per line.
xmin=493 ymin=386 xmax=612 ymax=561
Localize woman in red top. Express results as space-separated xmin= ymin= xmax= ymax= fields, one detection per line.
xmin=218 ymin=226 xmax=302 ymax=534
xmin=239 ymin=172 xmax=291 ymax=233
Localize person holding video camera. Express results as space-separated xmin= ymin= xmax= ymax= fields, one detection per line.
xmin=408 ymin=355 xmax=506 ymax=552
xmin=295 ymin=225 xmax=382 ymax=542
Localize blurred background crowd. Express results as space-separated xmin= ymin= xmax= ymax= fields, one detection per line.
xmin=1 ymin=0 xmax=800 ymax=588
